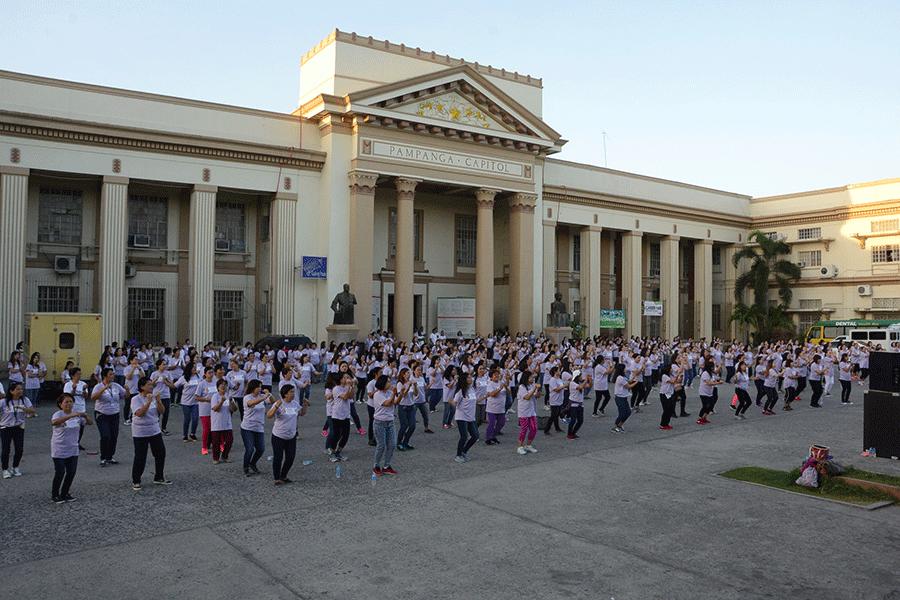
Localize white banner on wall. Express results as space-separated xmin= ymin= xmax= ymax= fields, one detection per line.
xmin=643 ymin=301 xmax=663 ymax=317
xmin=437 ymin=297 xmax=476 ymax=339
xmin=372 ymin=296 xmax=381 ymax=333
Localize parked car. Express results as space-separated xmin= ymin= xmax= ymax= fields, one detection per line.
xmin=255 ymin=334 xmax=314 ymax=352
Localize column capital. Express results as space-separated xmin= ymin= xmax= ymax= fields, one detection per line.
xmin=663 ymin=235 xmax=680 ymax=242
xmin=395 ymin=177 xmax=421 ymax=199
xmin=102 ymin=175 xmax=129 ymax=185
xmin=508 ymin=192 xmax=537 ymax=214
xmin=622 ymin=230 xmax=643 ymax=238
xmin=348 ymin=170 xmax=378 ymax=195
xmin=192 ymin=184 xmax=218 ymax=194
xmin=582 ymin=225 xmax=603 ymax=233
xmin=274 ymin=191 xmax=298 ymax=201
xmin=475 ymin=187 xmax=500 ymax=208
xmin=0 ymin=166 xmax=29 ymax=176
xmin=695 ymin=238 xmax=714 ymax=246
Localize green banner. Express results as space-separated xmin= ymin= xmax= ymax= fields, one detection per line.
xmin=599 ymin=309 xmax=626 ymax=328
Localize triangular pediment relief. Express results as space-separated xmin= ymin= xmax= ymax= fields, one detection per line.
xmin=345 ymin=65 xmax=564 ymax=151
xmin=393 ymin=91 xmax=510 ymax=132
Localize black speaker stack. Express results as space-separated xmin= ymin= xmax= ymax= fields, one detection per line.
xmin=863 ymin=352 xmax=900 ymax=459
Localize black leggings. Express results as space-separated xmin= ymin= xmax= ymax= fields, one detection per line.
xmin=367 ymin=405 xmax=375 ymax=442
xmin=544 ymin=405 xmax=563 ymax=432
xmin=160 ymin=398 xmax=171 ymax=431
xmin=52 ymin=456 xmax=78 ymax=498
xmin=674 ymin=388 xmax=687 ymax=415
xmin=132 ymin=433 xmax=166 ymax=484
xmin=795 ymin=376 xmax=807 ymax=398
xmin=840 ymin=380 xmax=852 ymax=403
xmin=630 ymin=384 xmax=641 ymax=408
xmin=699 ymin=395 xmax=714 ymax=418
xmin=754 ymin=379 xmax=766 ymax=405
xmin=593 ymin=390 xmax=611 ymax=414
xmin=567 ymin=405 xmax=584 ymax=436
xmin=1 ymin=427 xmax=24 ymax=470
xmin=456 ymin=420 xmax=479 ymax=456
xmin=271 ymin=435 xmax=296 ymax=480
xmin=735 ymin=388 xmax=752 ymax=415
xmin=330 ymin=418 xmax=350 ymax=451
xmin=349 ymin=402 xmax=362 ymax=430
xmin=660 ymin=393 xmax=676 ymax=427
xmin=764 ymin=386 xmax=779 ymax=412
xmin=810 ymin=379 xmax=823 ymax=406
xmin=355 ymin=378 xmax=367 ymax=402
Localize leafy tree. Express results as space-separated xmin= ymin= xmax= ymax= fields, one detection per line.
xmin=730 ymin=230 xmax=801 ymax=342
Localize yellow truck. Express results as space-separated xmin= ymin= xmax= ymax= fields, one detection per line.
xmin=24 ymin=313 xmax=103 ymax=381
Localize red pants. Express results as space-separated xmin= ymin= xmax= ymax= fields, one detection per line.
xmin=210 ymin=430 xmax=233 ymax=461
xmin=200 ymin=416 xmax=211 ymax=449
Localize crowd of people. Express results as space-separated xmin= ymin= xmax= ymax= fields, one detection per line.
xmin=0 ymin=331 xmax=889 ymax=503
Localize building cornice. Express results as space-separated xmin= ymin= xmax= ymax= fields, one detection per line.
xmin=301 ymin=29 xmax=543 ymax=89
xmin=751 ymin=176 xmax=900 ymax=203
xmin=752 ymin=198 xmax=900 ymax=228
xmin=543 ymin=187 xmax=752 ymax=229
xmin=0 ymin=111 xmax=325 ymax=172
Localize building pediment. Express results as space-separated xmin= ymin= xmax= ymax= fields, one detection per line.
xmin=302 ymin=65 xmax=565 ymax=155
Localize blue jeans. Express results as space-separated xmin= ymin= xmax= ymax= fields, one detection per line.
xmin=614 ymin=396 xmax=632 ymax=426
xmin=442 ymin=402 xmax=455 ymax=426
xmin=427 ymin=389 xmax=442 ymax=411
xmin=181 ymin=404 xmax=199 ymax=439
xmin=241 ymin=428 xmax=265 ymax=470
xmin=456 ymin=420 xmax=479 ymax=456
xmin=397 ymin=404 xmax=417 ymax=445
xmin=373 ymin=420 xmax=395 ymax=468
xmin=415 ymin=402 xmax=429 ymax=428
xmin=567 ymin=405 xmax=584 ymax=436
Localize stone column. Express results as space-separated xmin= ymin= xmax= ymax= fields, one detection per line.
xmin=99 ymin=176 xmax=129 ymax=345
xmin=542 ymin=220 xmax=556 ymax=328
xmin=580 ymin=226 xmax=603 ymax=335
xmin=508 ymin=193 xmax=537 ymax=335
xmin=348 ymin=171 xmax=378 ymax=336
xmin=0 ymin=167 xmax=28 ymax=357
xmin=270 ymin=191 xmax=298 ymax=335
xmin=394 ymin=178 xmax=420 ymax=342
xmin=694 ymin=239 xmax=714 ymax=340
xmin=622 ymin=231 xmax=643 ymax=338
xmin=475 ymin=188 xmax=499 ymax=337
xmin=660 ymin=235 xmax=680 ymax=341
xmin=189 ymin=185 xmax=217 ymax=344
xmin=723 ymin=243 xmax=740 ymax=340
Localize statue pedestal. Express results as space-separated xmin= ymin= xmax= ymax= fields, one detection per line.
xmin=326 ymin=324 xmax=360 ymax=346
xmin=543 ymin=326 xmax=572 ymax=346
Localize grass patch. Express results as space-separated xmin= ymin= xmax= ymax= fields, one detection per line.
xmin=720 ymin=466 xmax=898 ymax=506
xmin=843 ymin=466 xmax=900 ymax=487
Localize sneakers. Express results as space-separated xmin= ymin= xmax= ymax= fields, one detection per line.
xmin=183 ymin=438 xmax=189 ymax=443
xmin=321 ymin=430 xmax=328 ymax=437
xmin=202 ymin=448 xmax=209 ymax=455
xmin=455 ymin=455 xmax=466 ymax=462
xmin=357 ymin=428 xmax=366 ymax=435
xmin=123 ymin=419 xmax=132 ymax=426
xmin=842 ymin=401 xmax=854 ymax=405
xmin=323 ymin=448 xmax=332 ymax=455
xmin=443 ymin=424 xmax=450 ymax=429
xmin=525 ymin=445 xmax=537 ymax=453
xmin=591 ymin=413 xmax=599 ymax=418
xmin=100 ymin=460 xmax=107 ymax=467
xmin=382 ymin=466 xmax=398 ymax=475
xmin=368 ymin=440 xmax=377 ymax=446
xmin=63 ymin=494 xmax=75 ymax=502
xmin=660 ymin=425 xmax=673 ymax=430
xmin=190 ymin=435 xmax=199 ymax=442
xmin=132 ymin=482 xmax=141 ymax=490
xmin=396 ymin=444 xmax=406 ymax=452
xmin=329 ymin=453 xmax=340 ymax=462
xmin=11 ymin=467 xmax=21 ymax=477
xmin=52 ymin=496 xmax=65 ymax=504
xmin=373 ymin=466 xmax=383 ymax=476
xmin=517 ymin=446 xmax=528 ymax=455
xmin=338 ymin=454 xmax=349 ymax=462
xmin=212 ymin=459 xmax=219 ymax=465
xmin=2 ymin=470 xmax=10 ymax=479
xmin=404 ymin=444 xmax=414 ymax=451
xmin=423 ymin=428 xmax=434 ymax=434
xmin=107 ymin=459 xmax=118 ymax=465
xmin=153 ymin=479 xmax=172 ymax=485
xmin=462 ymin=454 xmax=471 ymax=462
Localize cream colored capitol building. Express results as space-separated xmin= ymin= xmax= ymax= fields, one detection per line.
xmin=0 ymin=29 xmax=898 ymax=352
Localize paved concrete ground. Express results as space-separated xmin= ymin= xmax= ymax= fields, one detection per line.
xmin=2 ymin=381 xmax=898 ymax=600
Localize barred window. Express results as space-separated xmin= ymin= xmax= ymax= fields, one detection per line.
xmin=38 ymin=188 xmax=83 ymax=245
xmin=798 ymin=299 xmax=822 ymax=309
xmin=873 ymin=297 xmax=900 ymax=310
xmin=712 ymin=304 xmax=721 ymax=331
xmin=215 ymin=202 xmax=246 ymax=253
xmin=573 ymin=234 xmax=582 ymax=272
xmin=872 ymin=245 xmax=899 ymax=263
xmin=764 ymin=231 xmax=778 ymax=240
xmin=455 ymin=215 xmax=477 ymax=266
xmin=649 ymin=243 xmax=660 ymax=276
xmin=37 ymin=286 xmax=79 ymax=312
xmin=127 ymin=288 xmax=165 ymax=345
xmin=798 ymin=250 xmax=822 ymax=267
xmin=388 ymin=209 xmax=422 ymax=262
xmin=711 ymin=246 xmax=721 ymax=267
xmin=214 ymin=290 xmax=243 ymax=343
xmin=871 ymin=219 xmax=899 ymax=233
xmin=798 ymin=313 xmax=820 ymax=333
xmin=798 ymin=227 xmax=821 ymax=240
xmin=129 ymin=195 xmax=168 ymax=248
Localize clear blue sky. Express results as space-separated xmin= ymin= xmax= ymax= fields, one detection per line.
xmin=3 ymin=0 xmax=898 ymax=198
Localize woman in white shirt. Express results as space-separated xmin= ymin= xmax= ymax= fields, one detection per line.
xmin=90 ymin=367 xmax=126 ymax=465
xmin=450 ymin=373 xmax=479 ymax=462
xmin=515 ymin=370 xmax=539 ymax=455
xmin=62 ymin=367 xmax=89 ymax=451
xmin=175 ymin=362 xmax=202 ymax=442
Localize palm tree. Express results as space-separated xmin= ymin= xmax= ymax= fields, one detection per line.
xmin=731 ymin=230 xmax=801 ymax=342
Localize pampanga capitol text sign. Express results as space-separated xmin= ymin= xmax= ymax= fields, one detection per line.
xmin=367 ymin=140 xmax=529 ymax=179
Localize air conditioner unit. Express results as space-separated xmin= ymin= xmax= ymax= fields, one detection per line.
xmin=125 ymin=263 xmax=137 ymax=278
xmin=796 ymin=261 xmax=807 ymax=268
xmin=215 ymin=239 xmax=230 ymax=252
xmin=220 ymin=309 xmax=237 ymax=320
xmin=132 ymin=234 xmax=151 ymax=248
xmin=54 ymin=255 xmax=77 ymax=275
xmin=858 ymin=285 xmax=873 ymax=296
xmin=775 ymin=233 xmax=788 ymax=242
xmin=819 ymin=265 xmax=838 ymax=278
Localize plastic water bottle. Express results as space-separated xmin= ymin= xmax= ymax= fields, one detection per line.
xmin=336 ymin=465 xmax=341 ymax=478
xmin=266 ymin=455 xmax=273 ymax=461
xmin=371 ymin=472 xmax=377 ymax=486
xmin=302 ymin=460 xmax=312 ymax=466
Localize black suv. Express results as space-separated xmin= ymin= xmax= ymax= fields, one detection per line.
xmin=255 ymin=334 xmax=315 ymax=351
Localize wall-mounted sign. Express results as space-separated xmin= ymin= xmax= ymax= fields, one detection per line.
xmin=364 ymin=139 xmax=531 ymax=179
xmin=643 ymin=301 xmax=663 ymax=317
xmin=301 ymin=256 xmax=327 ymax=279
xmin=599 ymin=310 xmax=625 ymax=328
